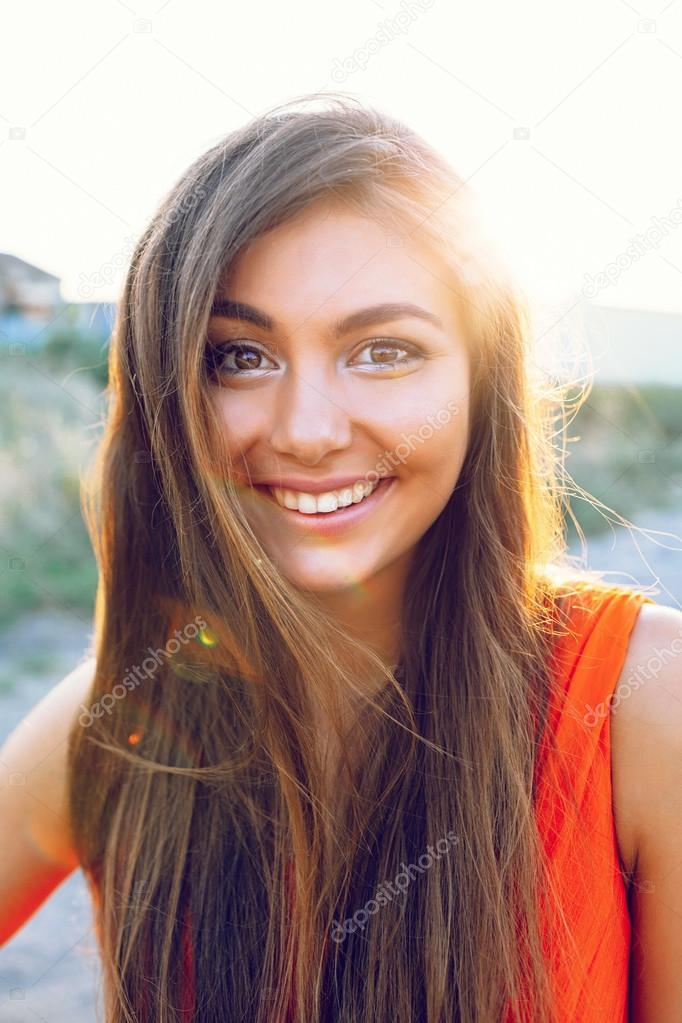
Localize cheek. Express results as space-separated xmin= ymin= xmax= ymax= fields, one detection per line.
xmin=382 ymin=389 xmax=469 ymax=483
xmin=211 ymin=390 xmax=264 ymax=459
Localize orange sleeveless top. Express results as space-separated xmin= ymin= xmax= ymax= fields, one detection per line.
xmin=516 ymin=578 xmax=654 ymax=1021
xmin=126 ymin=579 xmax=655 ymax=1020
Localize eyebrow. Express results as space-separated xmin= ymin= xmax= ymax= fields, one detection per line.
xmin=209 ymin=299 xmax=444 ymax=336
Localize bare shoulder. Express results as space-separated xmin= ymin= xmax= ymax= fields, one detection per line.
xmin=610 ymin=601 xmax=682 ymax=880
xmin=611 ymin=601 xmax=682 ymax=1018
xmin=0 ymin=655 xmax=97 ymax=871
xmin=0 ymin=654 xmax=98 ymax=944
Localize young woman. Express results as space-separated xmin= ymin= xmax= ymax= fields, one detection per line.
xmin=2 ymin=93 xmax=682 ymax=1023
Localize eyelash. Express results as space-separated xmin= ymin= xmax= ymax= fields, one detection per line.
xmin=206 ymin=338 xmax=423 ymax=378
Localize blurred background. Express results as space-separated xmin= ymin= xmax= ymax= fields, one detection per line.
xmin=1 ymin=0 xmax=681 ymax=1019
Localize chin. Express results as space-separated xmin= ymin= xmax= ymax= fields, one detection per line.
xmin=269 ymin=552 xmax=374 ymax=593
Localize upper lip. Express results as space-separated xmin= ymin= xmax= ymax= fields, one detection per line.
xmin=252 ymin=474 xmax=392 ymax=495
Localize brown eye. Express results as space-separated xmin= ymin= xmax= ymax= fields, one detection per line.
xmin=369 ymin=342 xmax=400 ymax=364
xmin=229 ymin=345 xmax=262 ymax=371
xmin=351 ymin=339 xmax=421 ymax=369
xmin=206 ymin=342 xmax=277 ymax=377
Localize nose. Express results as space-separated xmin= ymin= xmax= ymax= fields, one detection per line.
xmin=267 ymin=365 xmax=353 ymax=465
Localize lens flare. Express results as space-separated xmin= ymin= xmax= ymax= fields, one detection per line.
xmin=196 ymin=626 xmax=218 ymax=647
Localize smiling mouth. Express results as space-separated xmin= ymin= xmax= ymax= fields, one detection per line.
xmin=252 ymin=476 xmax=396 ymax=521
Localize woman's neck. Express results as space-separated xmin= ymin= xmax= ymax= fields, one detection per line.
xmin=308 ymin=548 xmax=412 ymax=673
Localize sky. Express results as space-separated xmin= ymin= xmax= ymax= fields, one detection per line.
xmin=2 ymin=0 xmax=682 ymax=315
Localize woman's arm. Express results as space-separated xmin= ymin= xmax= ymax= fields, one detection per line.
xmin=0 ymin=656 xmax=96 ymax=945
xmin=610 ymin=602 xmax=682 ymax=1022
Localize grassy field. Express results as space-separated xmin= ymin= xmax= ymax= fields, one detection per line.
xmin=562 ymin=381 xmax=682 ymax=540
xmin=1 ymin=335 xmax=681 ymax=629
xmin=0 ymin=337 xmax=106 ymax=629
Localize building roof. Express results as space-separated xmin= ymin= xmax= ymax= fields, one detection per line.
xmin=0 ymin=252 xmax=61 ymax=282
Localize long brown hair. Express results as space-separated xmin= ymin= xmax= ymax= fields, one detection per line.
xmin=68 ymin=91 xmax=595 ymax=1022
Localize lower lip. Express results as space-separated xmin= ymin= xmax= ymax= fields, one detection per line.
xmin=254 ymin=477 xmax=396 ymax=536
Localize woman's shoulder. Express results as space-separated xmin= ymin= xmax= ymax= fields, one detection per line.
xmin=609 ymin=599 xmax=682 ymax=879
xmin=607 ymin=599 xmax=682 ymax=1016
xmin=1 ymin=654 xmax=97 ymax=867
xmin=0 ymin=655 xmax=97 ymax=944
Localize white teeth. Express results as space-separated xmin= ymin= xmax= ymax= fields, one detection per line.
xmin=352 ymin=481 xmax=368 ymax=504
xmin=271 ymin=478 xmax=381 ymax=514
xmin=337 ymin=487 xmax=354 ymax=508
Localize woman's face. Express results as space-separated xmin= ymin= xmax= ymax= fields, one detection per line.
xmin=207 ymin=200 xmax=471 ymax=593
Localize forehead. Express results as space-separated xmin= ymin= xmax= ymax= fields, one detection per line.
xmin=218 ymin=203 xmax=458 ymax=332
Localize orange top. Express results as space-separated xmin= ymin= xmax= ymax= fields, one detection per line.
xmin=132 ymin=579 xmax=655 ymax=1019
xmin=513 ymin=578 xmax=654 ymax=1021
